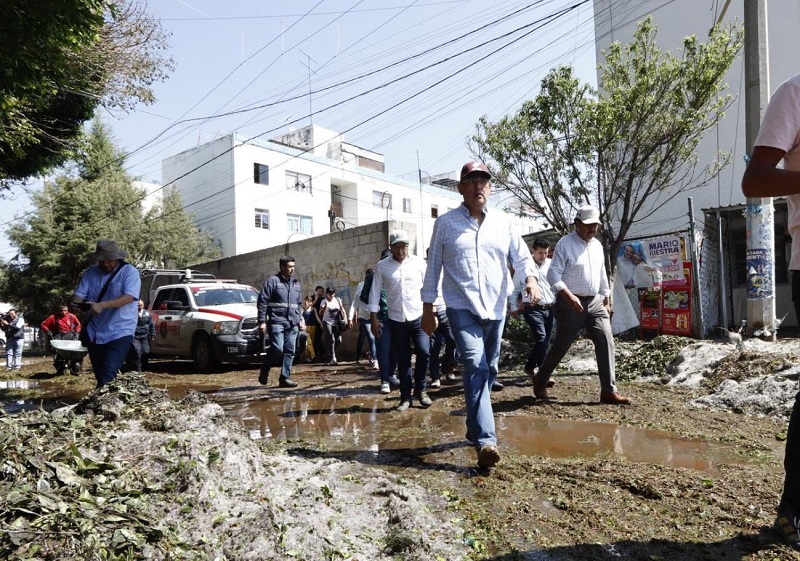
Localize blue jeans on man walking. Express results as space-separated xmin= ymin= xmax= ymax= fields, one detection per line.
xmin=446 ymin=308 xmax=504 ymax=451
xmin=521 ymin=306 xmax=553 ymax=372
xmin=388 ymin=317 xmax=430 ymax=402
xmin=375 ymin=319 xmax=397 ymax=384
xmin=429 ymin=309 xmax=456 ymax=380
xmin=87 ymin=335 xmax=134 ymax=388
xmin=267 ymin=323 xmax=299 ymax=381
xmin=356 ymin=318 xmax=377 ymax=362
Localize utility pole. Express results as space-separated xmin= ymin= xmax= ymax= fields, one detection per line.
xmin=299 ymin=51 xmax=316 ymax=127
xmin=416 ymin=150 xmax=425 ymax=254
xmin=744 ymin=0 xmax=775 ymax=339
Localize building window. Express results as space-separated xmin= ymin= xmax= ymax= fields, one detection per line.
xmin=402 ymin=198 xmax=412 ymax=214
xmin=431 ymin=204 xmax=439 ymax=218
xmin=287 ymin=213 xmax=313 ymax=235
xmin=254 ymin=163 xmax=269 ymax=185
xmin=254 ymin=208 xmax=270 ymax=229
xmin=372 ymin=190 xmax=392 ymax=209
xmin=286 ymin=170 xmax=312 ymax=193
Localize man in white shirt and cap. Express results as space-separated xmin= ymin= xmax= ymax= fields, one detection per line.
xmin=532 ymin=205 xmax=631 ymax=405
xmin=369 ymin=229 xmax=430 ymax=411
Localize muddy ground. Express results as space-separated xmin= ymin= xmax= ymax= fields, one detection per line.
xmin=3 ymin=333 xmax=800 ymax=560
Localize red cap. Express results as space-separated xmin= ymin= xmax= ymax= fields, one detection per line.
xmin=460 ymin=161 xmax=491 ymax=181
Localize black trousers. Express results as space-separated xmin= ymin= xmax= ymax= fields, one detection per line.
xmin=780 ymin=271 xmax=800 ymax=513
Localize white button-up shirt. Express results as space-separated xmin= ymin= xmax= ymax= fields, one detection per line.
xmin=548 ymin=231 xmax=610 ymax=298
xmin=369 ymin=255 xmax=427 ymax=322
xmin=349 ymin=280 xmax=370 ymax=321
xmin=422 ymin=204 xmax=537 ymax=320
xmin=510 ymin=258 xmax=555 ymax=310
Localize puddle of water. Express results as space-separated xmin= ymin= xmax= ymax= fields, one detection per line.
xmin=0 ymin=379 xmax=40 ymax=389
xmin=216 ymin=394 xmax=763 ymax=471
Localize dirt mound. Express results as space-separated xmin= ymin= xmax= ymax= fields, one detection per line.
xmin=1 ymin=372 xmax=469 ymax=560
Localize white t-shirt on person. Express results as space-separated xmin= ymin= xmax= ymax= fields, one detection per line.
xmin=754 ymin=74 xmax=800 ymax=269
xmin=320 ymin=296 xmax=342 ymax=325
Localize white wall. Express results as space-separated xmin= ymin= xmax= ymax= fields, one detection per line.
xmin=162 ymin=135 xmax=237 ymax=256
xmin=163 ymin=132 xmax=541 ymax=258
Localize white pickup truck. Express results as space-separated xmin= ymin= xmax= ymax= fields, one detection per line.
xmin=148 ymin=279 xmax=264 ymax=372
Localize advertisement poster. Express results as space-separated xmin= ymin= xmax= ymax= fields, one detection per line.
xmin=661 ymin=261 xmax=692 ymax=336
xmin=617 ymin=237 xmax=689 ymax=338
xmin=616 ymin=234 xmax=684 ymax=290
xmin=746 ymin=248 xmax=773 ymax=299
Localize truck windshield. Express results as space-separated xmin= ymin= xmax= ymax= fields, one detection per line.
xmin=193 ymin=287 xmax=258 ymax=306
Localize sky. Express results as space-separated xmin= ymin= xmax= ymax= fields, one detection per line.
xmin=0 ymin=0 xmax=601 ymax=261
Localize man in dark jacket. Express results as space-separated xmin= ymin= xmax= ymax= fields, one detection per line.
xmin=128 ymin=300 xmax=155 ymax=372
xmin=257 ymin=256 xmax=304 ymax=388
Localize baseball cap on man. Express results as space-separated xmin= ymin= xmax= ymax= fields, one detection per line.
xmin=575 ymin=205 xmax=601 ymax=225
xmin=389 ymin=229 xmax=410 ymax=245
xmin=460 ymin=161 xmax=491 ymax=181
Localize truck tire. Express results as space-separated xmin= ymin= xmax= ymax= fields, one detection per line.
xmin=192 ymin=333 xmax=220 ymax=373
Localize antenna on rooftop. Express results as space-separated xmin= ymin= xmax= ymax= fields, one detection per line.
xmin=299 ymin=50 xmax=317 ymax=127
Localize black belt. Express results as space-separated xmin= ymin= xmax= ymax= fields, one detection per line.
xmin=531 ymin=303 xmax=553 ymax=310
xmin=575 ymin=295 xmax=597 ymax=299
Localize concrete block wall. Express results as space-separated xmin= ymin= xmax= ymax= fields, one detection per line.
xmin=191 ymin=220 xmax=419 ymax=358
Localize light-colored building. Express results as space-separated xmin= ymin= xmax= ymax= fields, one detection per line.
xmin=133 ymin=180 xmax=163 ymax=214
xmin=593 ymin=0 xmax=800 ymax=330
xmin=162 ymin=125 xmax=542 ymax=258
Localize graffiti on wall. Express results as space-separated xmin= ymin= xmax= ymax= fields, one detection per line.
xmin=298 ymin=261 xmax=359 ymax=307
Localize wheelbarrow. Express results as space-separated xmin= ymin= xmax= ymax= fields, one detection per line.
xmin=49 ymin=339 xmax=88 ymax=376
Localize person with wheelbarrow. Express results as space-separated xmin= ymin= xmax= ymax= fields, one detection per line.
xmin=40 ymin=304 xmax=83 ymax=375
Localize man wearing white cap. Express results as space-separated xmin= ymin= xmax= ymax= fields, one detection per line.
xmin=532 ymin=206 xmax=631 ymax=405
xmin=369 ymin=229 xmax=430 ymax=411
xmin=422 ymin=160 xmax=541 ymax=471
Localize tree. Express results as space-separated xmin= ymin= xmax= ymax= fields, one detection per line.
xmin=0 ymin=120 xmax=220 ymax=321
xmin=140 ymin=187 xmax=223 ymax=270
xmin=0 ymin=0 xmax=172 ymax=187
xmin=470 ymin=18 xmax=743 ymax=274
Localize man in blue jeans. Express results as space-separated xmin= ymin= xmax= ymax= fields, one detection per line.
xmin=422 ymin=161 xmax=540 ymax=470
xmin=71 ymin=240 xmax=140 ymax=388
xmin=257 ymin=256 xmax=304 ymax=388
xmin=370 ymin=230 xmax=430 ymax=411
xmin=349 ymin=268 xmax=379 ymax=368
xmin=361 ymin=250 xmax=400 ymax=394
xmin=516 ymin=238 xmax=556 ymax=377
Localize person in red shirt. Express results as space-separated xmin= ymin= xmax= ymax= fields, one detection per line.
xmin=40 ymin=304 xmax=83 ymax=375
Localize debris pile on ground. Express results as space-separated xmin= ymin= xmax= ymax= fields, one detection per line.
xmin=0 ymin=373 xmax=469 ymax=560
xmin=615 ymin=335 xmax=694 ymax=381
xmin=657 ymin=337 xmax=800 ymax=418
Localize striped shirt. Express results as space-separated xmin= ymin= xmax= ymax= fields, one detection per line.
xmin=422 ymin=203 xmax=537 ymax=320
xmin=547 ymin=231 xmax=610 ymax=298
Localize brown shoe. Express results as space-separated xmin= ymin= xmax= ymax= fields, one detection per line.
xmin=533 ymin=379 xmax=552 ymax=400
xmin=477 ymin=444 xmax=501 ymax=469
xmin=600 ymin=392 xmax=631 ymax=405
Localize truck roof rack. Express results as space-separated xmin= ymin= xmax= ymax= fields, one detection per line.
xmin=184 ymin=278 xmax=239 ymax=284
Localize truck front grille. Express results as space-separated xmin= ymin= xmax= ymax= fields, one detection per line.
xmin=240 ymin=317 xmax=259 ymax=333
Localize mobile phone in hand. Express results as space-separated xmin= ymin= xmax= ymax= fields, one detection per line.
xmin=75 ymin=302 xmax=93 ymax=311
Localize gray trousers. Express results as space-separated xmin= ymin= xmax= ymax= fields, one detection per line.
xmin=535 ymin=294 xmax=617 ymax=394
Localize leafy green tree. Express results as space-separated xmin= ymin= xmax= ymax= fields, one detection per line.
xmin=0 ymin=0 xmax=171 ymax=187
xmin=0 ymin=120 xmax=220 ymax=321
xmin=140 ymin=187 xmax=223 ymax=270
xmin=471 ymin=18 xmax=743 ymax=273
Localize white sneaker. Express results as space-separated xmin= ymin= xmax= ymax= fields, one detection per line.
xmin=429 ymin=379 xmax=441 ymax=388
xmin=380 ymin=382 xmax=390 ymax=394
xmin=372 ymin=360 xmax=379 ymax=370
